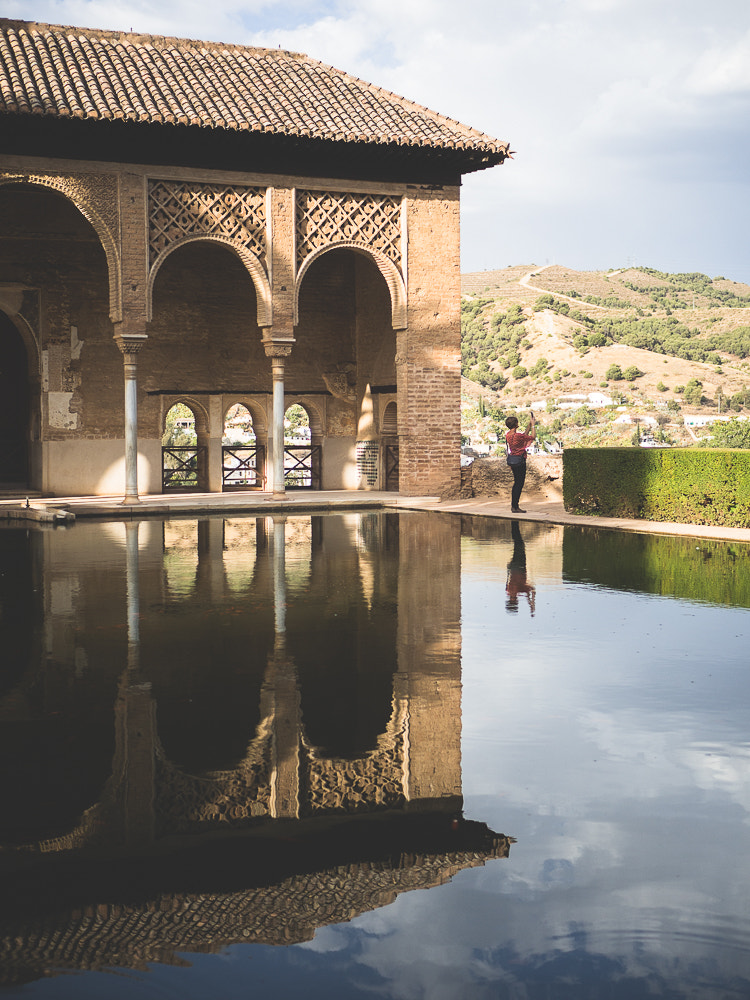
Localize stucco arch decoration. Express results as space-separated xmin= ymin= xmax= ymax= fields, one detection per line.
xmin=0 ymin=172 xmax=122 ymax=322
xmin=147 ymin=235 xmax=273 ymax=328
xmin=294 ymin=243 xmax=407 ymax=330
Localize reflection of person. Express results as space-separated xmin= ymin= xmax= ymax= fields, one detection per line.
xmin=504 ymin=412 xmax=536 ymax=513
xmin=506 ymin=520 xmax=536 ymax=615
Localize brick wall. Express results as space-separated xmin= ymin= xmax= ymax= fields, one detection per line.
xmin=399 ymin=185 xmax=461 ymax=496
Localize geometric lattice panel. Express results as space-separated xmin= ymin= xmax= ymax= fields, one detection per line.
xmin=296 ymin=190 xmax=402 ymax=270
xmin=149 ymin=180 xmax=266 ymax=265
xmin=355 ymin=440 xmax=379 ymax=486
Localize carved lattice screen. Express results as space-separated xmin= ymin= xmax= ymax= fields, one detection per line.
xmin=296 ymin=191 xmax=402 ymax=270
xmin=148 ymin=181 xmax=266 ymax=264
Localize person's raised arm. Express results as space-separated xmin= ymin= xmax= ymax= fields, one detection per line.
xmin=526 ymin=411 xmax=536 ymax=439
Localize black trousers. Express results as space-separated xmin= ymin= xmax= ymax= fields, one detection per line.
xmin=510 ymin=459 xmax=527 ymax=508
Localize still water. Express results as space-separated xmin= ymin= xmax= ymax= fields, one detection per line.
xmin=0 ymin=511 xmax=748 ymax=999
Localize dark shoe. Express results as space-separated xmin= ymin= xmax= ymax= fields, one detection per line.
xmin=511 ymin=506 xmax=526 ymax=513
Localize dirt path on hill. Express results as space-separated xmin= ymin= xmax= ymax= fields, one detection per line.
xmin=519 ymin=265 xmax=606 ymax=310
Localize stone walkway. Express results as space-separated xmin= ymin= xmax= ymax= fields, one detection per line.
xmin=1 ymin=489 xmax=749 ymax=543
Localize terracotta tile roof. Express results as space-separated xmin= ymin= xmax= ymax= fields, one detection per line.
xmin=0 ymin=19 xmax=509 ymax=164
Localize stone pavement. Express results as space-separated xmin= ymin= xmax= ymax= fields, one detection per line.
xmin=1 ymin=489 xmax=749 ymax=543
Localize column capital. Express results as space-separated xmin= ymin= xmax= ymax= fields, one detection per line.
xmin=114 ymin=332 xmax=148 ymax=357
xmin=264 ymin=342 xmax=293 ymax=360
xmin=262 ymin=326 xmax=295 ymax=353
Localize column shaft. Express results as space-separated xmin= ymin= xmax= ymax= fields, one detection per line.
xmin=263 ymin=340 xmax=294 ymax=498
xmin=115 ymin=334 xmax=147 ymax=504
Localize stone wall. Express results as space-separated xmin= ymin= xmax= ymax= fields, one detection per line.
xmin=464 ymin=455 xmax=564 ymax=501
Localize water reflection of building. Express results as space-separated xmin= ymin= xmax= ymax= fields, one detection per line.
xmin=0 ymin=512 xmax=513 ymax=984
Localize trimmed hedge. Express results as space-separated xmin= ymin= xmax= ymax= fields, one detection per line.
xmin=563 ymin=448 xmax=750 ymax=527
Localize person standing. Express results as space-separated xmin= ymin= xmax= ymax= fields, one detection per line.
xmin=505 ymin=412 xmax=536 ymax=513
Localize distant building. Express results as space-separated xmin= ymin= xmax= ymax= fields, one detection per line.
xmin=586 ymin=392 xmax=614 ymax=407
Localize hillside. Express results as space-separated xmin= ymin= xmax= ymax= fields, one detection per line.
xmin=460 ymin=265 xmax=750 ymax=449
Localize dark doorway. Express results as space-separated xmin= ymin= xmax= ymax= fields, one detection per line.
xmin=0 ymin=312 xmax=29 ymax=484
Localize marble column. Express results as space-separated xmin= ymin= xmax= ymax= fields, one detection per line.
xmin=263 ymin=340 xmax=294 ymax=497
xmin=114 ymin=332 xmax=147 ymax=504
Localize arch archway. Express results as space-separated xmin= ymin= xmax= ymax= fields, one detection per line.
xmin=148 ymin=236 xmax=272 ymax=328
xmin=0 ymin=310 xmax=31 ymax=484
xmin=0 ymin=176 xmax=121 ymax=322
xmin=293 ymin=248 xmax=395 ymax=490
xmin=294 ymin=243 xmax=406 ymax=330
xmin=0 ymin=182 xmax=115 ymax=495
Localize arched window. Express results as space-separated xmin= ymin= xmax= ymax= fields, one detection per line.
xmin=223 ymin=403 xmax=256 ymax=445
xmin=162 ymin=403 xmax=203 ymax=491
xmin=163 ymin=403 xmax=197 ymax=446
xmin=284 ymin=403 xmax=310 ymax=444
xmin=221 ymin=403 xmax=264 ymax=490
xmin=283 ymin=404 xmax=319 ymax=489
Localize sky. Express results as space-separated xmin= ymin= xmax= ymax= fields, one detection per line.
xmin=3 ymin=0 xmax=750 ymax=284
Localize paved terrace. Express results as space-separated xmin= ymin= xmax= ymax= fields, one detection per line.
xmin=1 ymin=490 xmax=749 ymax=543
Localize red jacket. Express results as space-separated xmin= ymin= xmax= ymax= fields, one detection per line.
xmin=506 ymin=429 xmax=534 ymax=456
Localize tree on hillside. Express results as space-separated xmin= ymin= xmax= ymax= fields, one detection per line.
xmin=684 ymin=378 xmax=704 ymax=405
xmin=606 ymin=364 xmax=624 ymax=380
xmin=529 ymin=357 xmax=549 ymax=377
xmin=571 ymin=406 xmax=596 ymax=427
xmin=623 ymin=366 xmax=643 ymax=381
xmin=706 ymin=418 xmax=750 ymax=449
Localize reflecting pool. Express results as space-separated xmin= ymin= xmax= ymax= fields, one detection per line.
xmin=1 ymin=512 xmax=749 ymax=999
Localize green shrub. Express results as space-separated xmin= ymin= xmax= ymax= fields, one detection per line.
xmin=529 ymin=357 xmax=549 ymax=377
xmin=706 ymin=418 xmax=750 ymax=449
xmin=684 ymin=378 xmax=703 ymax=405
xmin=563 ymin=448 xmax=750 ymax=526
xmin=572 ymin=406 xmax=597 ymax=426
xmin=606 ymin=364 xmax=623 ymax=380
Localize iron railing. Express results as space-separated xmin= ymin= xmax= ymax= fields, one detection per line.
xmin=385 ymin=443 xmax=399 ymax=491
xmin=222 ymin=445 xmax=265 ymax=490
xmin=284 ymin=445 xmax=321 ymax=489
xmin=162 ymin=446 xmax=205 ymax=491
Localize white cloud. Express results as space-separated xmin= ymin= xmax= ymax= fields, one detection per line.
xmin=687 ymin=29 xmax=750 ymax=95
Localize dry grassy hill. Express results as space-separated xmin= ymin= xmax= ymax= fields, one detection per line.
xmin=461 ymin=265 xmax=750 ymax=399
xmin=460 ymin=264 xmax=750 ymax=448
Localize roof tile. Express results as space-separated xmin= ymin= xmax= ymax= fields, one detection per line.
xmin=0 ymin=19 xmax=509 ymax=165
